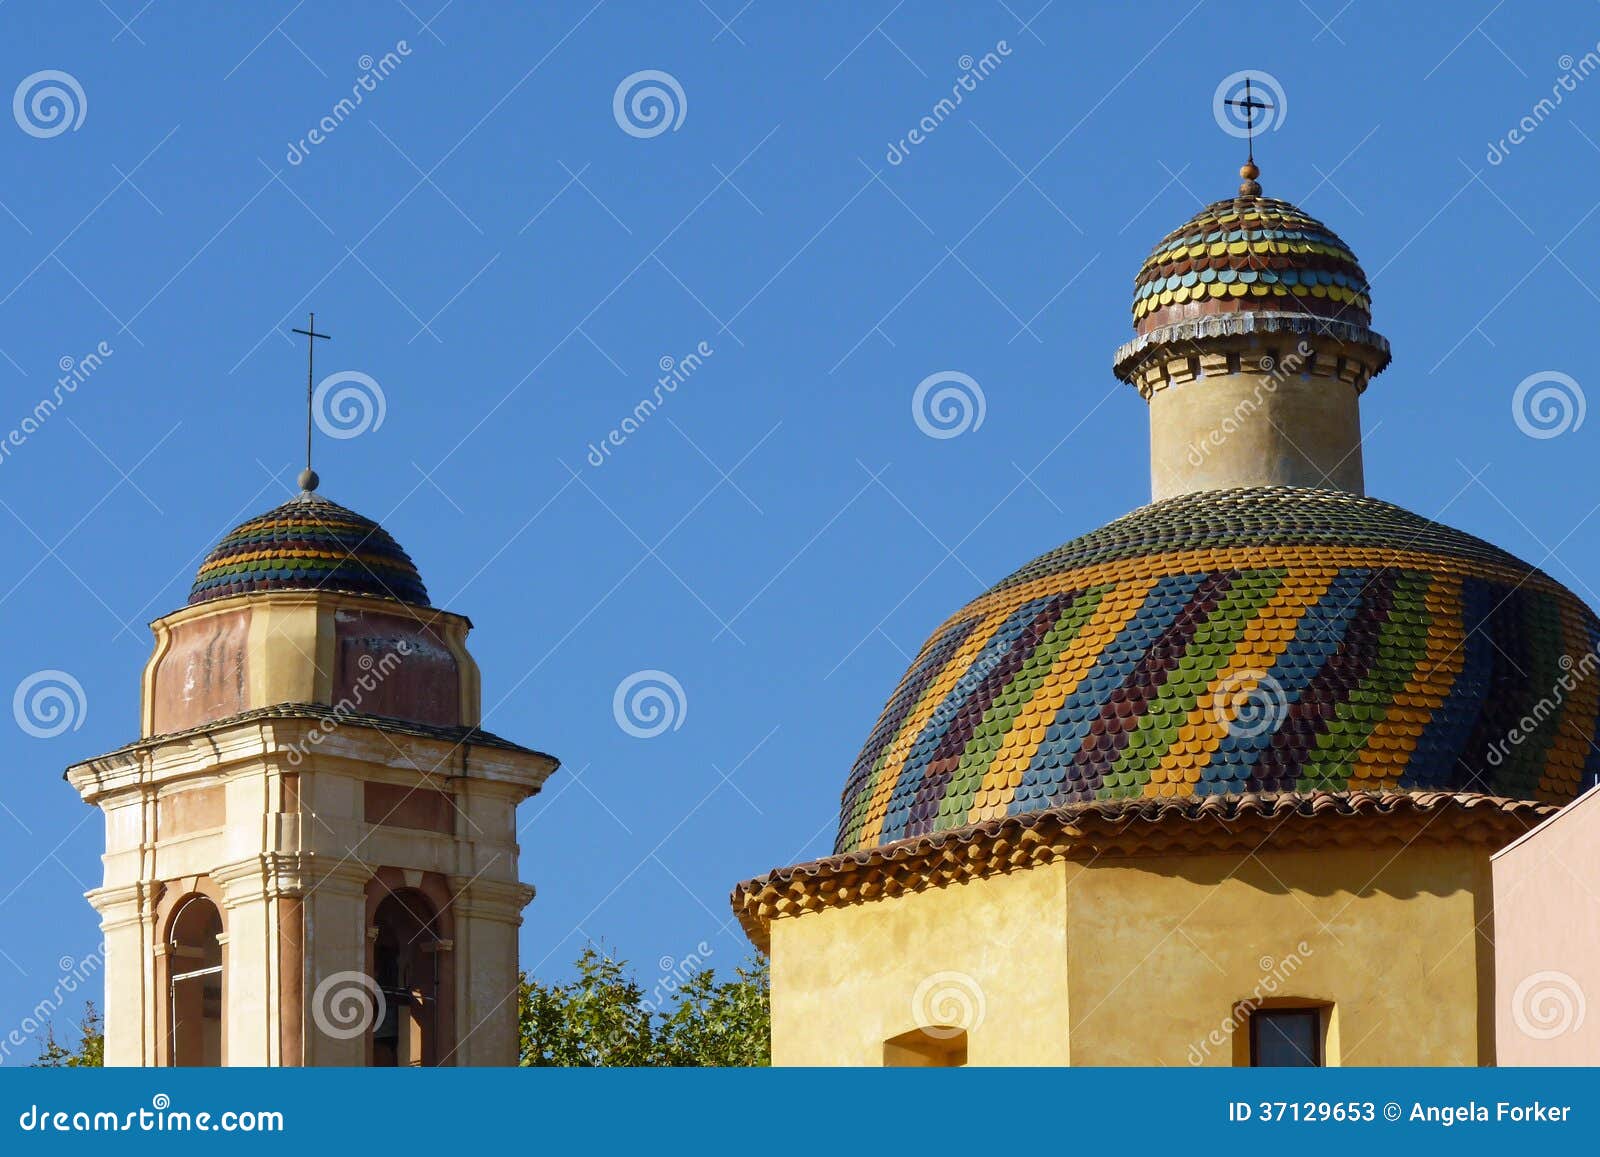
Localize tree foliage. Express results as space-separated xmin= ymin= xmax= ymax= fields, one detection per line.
xmin=33 ymin=1002 xmax=104 ymax=1067
xmin=519 ymin=946 xmax=770 ymax=1066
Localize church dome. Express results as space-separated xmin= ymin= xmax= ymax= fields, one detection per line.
xmin=834 ymin=487 xmax=1600 ymax=854
xmin=1117 ymin=193 xmax=1391 ymax=383
xmin=1132 ymin=195 xmax=1373 ymax=332
xmin=188 ymin=491 xmax=430 ymax=607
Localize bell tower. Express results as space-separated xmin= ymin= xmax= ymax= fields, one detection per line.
xmin=67 ymin=480 xmax=557 ymax=1066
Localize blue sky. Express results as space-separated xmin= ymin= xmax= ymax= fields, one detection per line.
xmin=2 ymin=1 xmax=1599 ymax=1060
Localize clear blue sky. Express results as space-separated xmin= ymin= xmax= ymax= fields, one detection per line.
xmin=2 ymin=1 xmax=1598 ymax=1060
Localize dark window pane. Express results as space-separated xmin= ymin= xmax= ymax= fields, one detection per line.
xmin=1252 ymin=1009 xmax=1321 ymax=1067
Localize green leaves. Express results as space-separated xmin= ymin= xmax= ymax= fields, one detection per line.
xmin=33 ymin=1002 xmax=103 ymax=1067
xmin=518 ymin=947 xmax=769 ymax=1067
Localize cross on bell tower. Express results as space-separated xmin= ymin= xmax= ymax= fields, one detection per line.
xmin=290 ymin=313 xmax=331 ymax=493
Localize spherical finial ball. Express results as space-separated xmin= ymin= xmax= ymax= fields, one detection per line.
xmin=1240 ymin=162 xmax=1259 ymax=180
xmin=298 ymin=467 xmax=320 ymax=493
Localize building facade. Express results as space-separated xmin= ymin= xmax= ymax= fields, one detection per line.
xmin=734 ymin=161 xmax=1600 ymax=1066
xmin=1493 ymin=784 xmax=1600 ymax=1065
xmin=68 ymin=486 xmax=556 ymax=1066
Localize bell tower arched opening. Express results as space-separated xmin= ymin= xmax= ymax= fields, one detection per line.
xmin=167 ymin=894 xmax=224 ymax=1066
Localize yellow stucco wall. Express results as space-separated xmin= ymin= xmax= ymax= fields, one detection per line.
xmin=1148 ymin=371 xmax=1364 ymax=500
xmin=770 ymin=864 xmax=1070 ymax=1065
xmin=768 ymin=841 xmax=1493 ymax=1066
xmin=1063 ymin=845 xmax=1491 ymax=1066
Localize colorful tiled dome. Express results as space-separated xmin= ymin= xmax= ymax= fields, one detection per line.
xmin=189 ymin=492 xmax=430 ymax=607
xmin=834 ymin=488 xmax=1600 ymax=854
xmin=1131 ymin=196 xmax=1373 ymax=334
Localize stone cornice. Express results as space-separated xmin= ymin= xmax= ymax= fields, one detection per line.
xmin=1112 ymin=312 xmax=1392 ymax=395
xmin=66 ymin=706 xmax=557 ymax=807
xmin=448 ymin=875 xmax=536 ymax=923
xmin=210 ymin=853 xmax=375 ymax=903
xmin=84 ymin=881 xmax=153 ymax=926
xmin=729 ymin=790 xmax=1554 ymax=951
xmin=149 ymin=588 xmax=475 ymax=636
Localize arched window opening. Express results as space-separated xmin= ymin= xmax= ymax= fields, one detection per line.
xmin=371 ymin=891 xmax=440 ymax=1067
xmin=883 ymin=1026 xmax=967 ymax=1067
xmin=168 ymin=895 xmax=223 ymax=1066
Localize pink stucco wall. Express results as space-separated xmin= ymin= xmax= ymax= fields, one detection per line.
xmin=1492 ymin=786 xmax=1600 ymax=1065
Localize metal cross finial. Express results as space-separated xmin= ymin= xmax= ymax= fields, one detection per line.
xmin=290 ymin=312 xmax=331 ymax=493
xmin=1225 ymin=76 xmax=1273 ymax=165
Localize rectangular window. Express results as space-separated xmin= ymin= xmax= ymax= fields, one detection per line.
xmin=1249 ymin=1008 xmax=1322 ymax=1067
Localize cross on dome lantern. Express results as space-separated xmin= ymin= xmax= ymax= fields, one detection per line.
xmin=1224 ymin=75 xmax=1272 ymax=195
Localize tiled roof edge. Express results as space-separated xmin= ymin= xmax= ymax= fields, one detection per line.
xmin=730 ymin=790 xmax=1554 ymax=950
